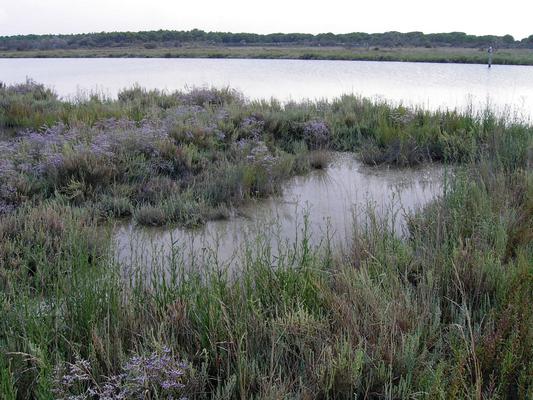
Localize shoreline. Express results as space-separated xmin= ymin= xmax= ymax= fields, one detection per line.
xmin=2 ymin=46 xmax=533 ymax=65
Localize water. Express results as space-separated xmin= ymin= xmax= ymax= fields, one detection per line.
xmin=1 ymin=58 xmax=533 ymax=117
xmin=0 ymin=58 xmax=504 ymax=270
xmin=115 ymin=154 xmax=444 ymax=271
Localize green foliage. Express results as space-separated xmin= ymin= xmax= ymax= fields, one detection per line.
xmin=0 ymin=83 xmax=532 ymax=398
xmin=1 ymin=29 xmax=530 ymax=51
xmin=0 ymin=355 xmax=17 ymax=400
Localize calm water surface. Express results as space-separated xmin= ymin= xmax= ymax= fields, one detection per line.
xmin=116 ymin=154 xmax=444 ymax=271
xmin=1 ymin=58 xmax=533 ymax=117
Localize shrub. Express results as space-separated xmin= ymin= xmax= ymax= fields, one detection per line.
xmin=178 ymin=87 xmax=243 ymax=107
xmin=134 ymin=205 xmax=169 ymax=226
xmin=98 ymin=195 xmax=132 ymax=218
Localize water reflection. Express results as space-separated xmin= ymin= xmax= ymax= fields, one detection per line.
xmin=115 ymin=153 xmax=445 ymax=271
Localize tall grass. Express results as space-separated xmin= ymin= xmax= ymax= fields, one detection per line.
xmin=0 ymin=82 xmax=532 ymax=399
xmin=1 ymin=161 xmax=531 ymax=399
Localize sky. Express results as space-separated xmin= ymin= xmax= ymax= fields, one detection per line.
xmin=0 ymin=0 xmax=531 ymax=39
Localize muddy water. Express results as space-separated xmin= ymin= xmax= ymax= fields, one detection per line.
xmin=114 ymin=153 xmax=444 ymax=271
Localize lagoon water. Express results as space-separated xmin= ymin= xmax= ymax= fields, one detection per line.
xmin=116 ymin=154 xmax=444 ymax=271
xmin=1 ymin=58 xmax=533 ymax=118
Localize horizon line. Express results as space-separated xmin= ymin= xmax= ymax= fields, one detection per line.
xmin=1 ymin=28 xmax=531 ymax=41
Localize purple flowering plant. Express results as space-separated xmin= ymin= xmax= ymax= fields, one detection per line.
xmin=53 ymin=347 xmax=190 ymax=400
xmin=302 ymin=119 xmax=330 ymax=149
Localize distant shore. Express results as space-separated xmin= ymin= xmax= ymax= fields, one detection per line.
xmin=2 ymin=45 xmax=533 ymax=65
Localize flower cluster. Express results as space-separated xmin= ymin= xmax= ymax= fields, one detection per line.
xmin=0 ymin=200 xmax=15 ymax=215
xmin=302 ymin=120 xmax=330 ymax=149
xmin=165 ymin=110 xmax=225 ymax=146
xmin=239 ymin=115 xmax=265 ymax=139
xmin=235 ymin=140 xmax=277 ymax=169
xmin=53 ymin=347 xmax=189 ymax=400
xmin=123 ymin=346 xmax=188 ymax=394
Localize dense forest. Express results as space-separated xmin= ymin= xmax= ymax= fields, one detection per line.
xmin=2 ymin=29 xmax=533 ymax=51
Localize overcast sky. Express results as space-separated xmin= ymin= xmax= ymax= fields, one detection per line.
xmin=0 ymin=0 xmax=531 ymax=39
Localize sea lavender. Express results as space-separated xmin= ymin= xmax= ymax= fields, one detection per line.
xmin=0 ymin=201 xmax=15 ymax=215
xmin=302 ymin=119 xmax=330 ymax=148
xmin=122 ymin=346 xmax=188 ymax=396
xmin=52 ymin=356 xmax=94 ymax=400
xmin=167 ymin=105 xmax=206 ymax=119
xmin=241 ymin=141 xmax=278 ymax=168
xmin=0 ymin=157 xmax=15 ymax=178
xmin=240 ymin=115 xmax=265 ymax=139
xmin=52 ymin=348 xmax=190 ymax=400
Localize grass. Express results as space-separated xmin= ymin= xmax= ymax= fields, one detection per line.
xmin=1 ymin=80 xmax=531 ymax=229
xmin=2 ymin=46 xmax=533 ymax=66
xmin=0 ymin=81 xmax=532 ymax=399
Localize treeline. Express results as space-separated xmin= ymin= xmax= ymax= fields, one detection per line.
xmin=2 ymin=29 xmax=533 ymax=51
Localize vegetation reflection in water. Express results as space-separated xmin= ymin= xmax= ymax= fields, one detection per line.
xmin=115 ymin=153 xmax=444 ymax=273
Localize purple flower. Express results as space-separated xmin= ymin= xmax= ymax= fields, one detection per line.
xmin=0 ymin=201 xmax=15 ymax=215
xmin=303 ymin=119 xmax=330 ymax=148
xmin=240 ymin=115 xmax=265 ymax=139
xmin=53 ymin=348 xmax=190 ymax=399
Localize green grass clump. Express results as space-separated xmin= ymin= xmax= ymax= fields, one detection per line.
xmin=0 ymin=202 xmax=108 ymax=292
